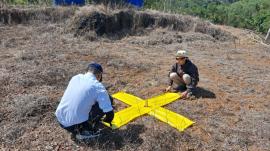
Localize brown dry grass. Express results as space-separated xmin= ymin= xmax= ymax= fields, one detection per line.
xmin=0 ymin=5 xmax=269 ymax=151
xmin=67 ymin=6 xmax=235 ymax=42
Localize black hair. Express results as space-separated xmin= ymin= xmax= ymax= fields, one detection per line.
xmin=87 ymin=67 xmax=103 ymax=82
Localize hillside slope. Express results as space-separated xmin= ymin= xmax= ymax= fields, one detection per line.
xmin=0 ymin=6 xmax=269 ymax=150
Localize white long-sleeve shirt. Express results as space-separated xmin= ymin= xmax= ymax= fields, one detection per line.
xmin=55 ymin=72 xmax=113 ymax=127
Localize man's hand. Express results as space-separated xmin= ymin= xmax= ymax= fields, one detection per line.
xmin=103 ymin=111 xmax=114 ymax=123
xmin=165 ymin=86 xmax=172 ymax=92
xmin=181 ymin=90 xmax=189 ymax=99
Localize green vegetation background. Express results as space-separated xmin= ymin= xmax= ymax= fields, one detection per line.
xmin=2 ymin=0 xmax=270 ymax=33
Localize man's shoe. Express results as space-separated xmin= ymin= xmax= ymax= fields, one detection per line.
xmin=186 ymin=92 xmax=196 ymax=100
xmin=75 ymin=130 xmax=100 ymax=140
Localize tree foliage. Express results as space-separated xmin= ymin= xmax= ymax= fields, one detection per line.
xmin=144 ymin=0 xmax=270 ymax=33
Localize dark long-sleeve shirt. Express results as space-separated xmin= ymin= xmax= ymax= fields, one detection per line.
xmin=169 ymin=59 xmax=199 ymax=92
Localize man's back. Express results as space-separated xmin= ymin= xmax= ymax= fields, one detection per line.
xmin=55 ymin=72 xmax=111 ymax=127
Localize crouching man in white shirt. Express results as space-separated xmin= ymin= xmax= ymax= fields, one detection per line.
xmin=55 ymin=62 xmax=114 ymax=140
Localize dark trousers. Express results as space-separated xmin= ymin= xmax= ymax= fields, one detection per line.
xmin=60 ymin=103 xmax=105 ymax=134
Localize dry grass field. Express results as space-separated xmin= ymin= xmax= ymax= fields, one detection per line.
xmin=0 ymin=5 xmax=269 ymax=150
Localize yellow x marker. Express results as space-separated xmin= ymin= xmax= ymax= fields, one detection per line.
xmin=103 ymin=92 xmax=194 ymax=132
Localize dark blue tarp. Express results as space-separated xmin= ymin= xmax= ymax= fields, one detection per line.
xmin=53 ymin=0 xmax=143 ymax=7
xmin=127 ymin=0 xmax=143 ymax=8
xmin=53 ymin=0 xmax=85 ymax=6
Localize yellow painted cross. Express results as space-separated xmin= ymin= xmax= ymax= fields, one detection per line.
xmin=103 ymin=92 xmax=194 ymax=132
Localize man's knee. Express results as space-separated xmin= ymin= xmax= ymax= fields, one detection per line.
xmin=183 ymin=74 xmax=191 ymax=85
xmin=170 ymin=72 xmax=191 ymax=85
xmin=169 ymin=72 xmax=179 ymax=81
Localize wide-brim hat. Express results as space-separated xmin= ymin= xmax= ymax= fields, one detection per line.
xmin=176 ymin=50 xmax=188 ymax=58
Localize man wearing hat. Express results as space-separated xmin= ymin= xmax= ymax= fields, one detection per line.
xmin=55 ymin=62 xmax=114 ymax=140
xmin=165 ymin=50 xmax=199 ymax=99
